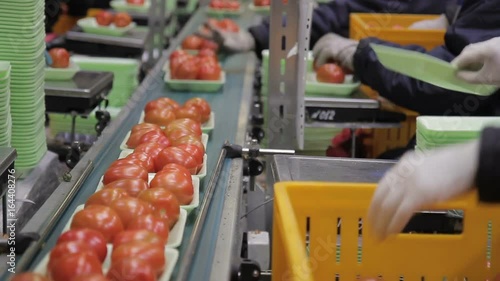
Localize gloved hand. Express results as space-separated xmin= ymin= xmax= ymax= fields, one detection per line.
xmin=408 ymin=14 xmax=448 ymax=30
xmin=198 ymin=23 xmax=255 ymax=53
xmin=367 ymin=141 xmax=479 ymax=241
xmin=312 ymin=33 xmax=358 ymax=71
xmin=451 ymin=37 xmax=500 ymax=86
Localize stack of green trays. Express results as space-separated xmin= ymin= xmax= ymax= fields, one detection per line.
xmin=416 ymin=116 xmax=500 ymax=150
xmin=48 ymin=107 xmax=122 ymax=137
xmin=0 ymin=62 xmax=11 ymax=147
xmin=72 ymin=56 xmax=140 ymax=107
xmin=1 ymin=0 xmax=48 ymax=173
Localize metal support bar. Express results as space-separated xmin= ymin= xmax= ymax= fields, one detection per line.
xmin=267 ymin=0 xmax=313 ymax=150
xmin=175 ymin=144 xmax=229 ymax=281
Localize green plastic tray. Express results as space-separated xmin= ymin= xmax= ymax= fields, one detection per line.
xmin=206 ymin=6 xmax=243 ymax=17
xmin=371 ymin=44 xmax=498 ymax=96
xmin=305 ymin=73 xmax=360 ymax=97
xmin=248 ymin=3 xmax=270 ymax=15
xmin=72 ymin=56 xmax=140 ymax=72
xmin=417 ymin=116 xmax=500 ymax=138
xmin=77 ymin=17 xmax=137 ymax=37
xmin=45 ymin=62 xmax=80 ymax=81
xmin=164 ymin=70 xmax=225 ymax=92
xmin=110 ymin=0 xmax=151 ymax=13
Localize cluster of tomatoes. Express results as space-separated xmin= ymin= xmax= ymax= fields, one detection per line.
xmin=209 ymin=0 xmax=240 ymax=10
xmin=169 ymin=48 xmax=222 ymax=81
xmin=95 ymin=11 xmax=132 ymax=28
xmin=48 ymin=48 xmax=70 ymax=69
xmin=206 ymin=18 xmax=239 ymax=32
xmin=181 ymin=35 xmax=218 ymax=52
xmin=253 ymin=0 xmax=287 ymax=6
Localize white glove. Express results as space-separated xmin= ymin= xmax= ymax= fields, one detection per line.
xmin=312 ymin=33 xmax=358 ymax=71
xmin=198 ymin=23 xmax=255 ymax=53
xmin=408 ymin=14 xmax=448 ymax=30
xmin=451 ymin=37 xmax=500 ymax=86
xmin=367 ymin=141 xmax=479 ymax=241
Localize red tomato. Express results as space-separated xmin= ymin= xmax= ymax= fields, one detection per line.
xmin=145 ymin=98 xmax=181 ymax=113
xmin=113 ymin=230 xmax=164 ymax=249
xmin=85 ymin=188 xmax=130 ymax=207
xmin=134 ymin=142 xmax=164 ymax=161
xmin=11 ymin=273 xmax=49 ymax=281
xmin=198 ymin=62 xmax=221 ymax=81
xmin=217 ymin=19 xmax=239 ymax=32
xmin=165 ymin=118 xmax=203 ymax=136
xmin=127 ymin=215 xmax=170 ymax=244
xmin=175 ymin=106 xmax=203 ymax=123
xmin=198 ymin=48 xmax=217 ymax=58
xmin=71 ymin=205 xmax=124 ymax=242
xmin=158 ymin=163 xmax=192 ymax=179
xmin=170 ymin=136 xmax=205 ymax=151
xmin=210 ymin=0 xmax=225 ymax=8
xmin=103 ymin=179 xmax=149 ymax=197
xmin=49 ymin=252 xmax=102 ymax=281
xmin=49 ymin=241 xmax=96 ymax=270
xmin=176 ymin=144 xmax=204 ymax=164
xmin=169 ymin=50 xmax=188 ymax=61
xmin=72 ymin=274 xmax=109 ymax=281
xmin=227 ymin=1 xmax=240 ymax=10
xmin=49 ymin=48 xmax=70 ymax=68
xmin=144 ymin=108 xmax=176 ymax=127
xmin=170 ymin=54 xmax=191 ymax=79
xmin=254 ymin=0 xmax=270 ymax=6
xmin=96 ymin=11 xmax=114 ymax=26
xmin=109 ymin=158 xmax=150 ymax=171
xmin=126 ymin=152 xmax=155 ymax=173
xmin=182 ymin=35 xmax=203 ymax=50
xmin=103 ymin=164 xmax=148 ymax=185
xmin=138 ymin=131 xmax=171 ymax=148
xmin=110 ymin=198 xmax=154 ymax=228
xmin=166 ymin=128 xmax=201 ymax=142
xmin=127 ymin=0 xmax=145 ymax=5
xmin=201 ymin=39 xmax=219 ymax=51
xmin=198 ymin=55 xmax=218 ymax=67
xmin=114 ymin=12 xmax=132 ymax=27
xmin=111 ymin=241 xmax=165 ymax=273
xmin=131 ymin=123 xmax=161 ymax=134
xmin=316 ymin=63 xmax=345 ymax=84
xmin=184 ymin=98 xmax=211 ymax=123
xmin=150 ymin=170 xmax=194 ymax=205
xmin=175 ymin=58 xmax=200 ymax=80
xmin=57 ymin=229 xmax=107 ymax=263
xmin=107 ymin=258 xmax=157 ymax=281
xmin=138 ymin=188 xmax=180 ymax=227
xmin=155 ymin=147 xmax=201 ymax=175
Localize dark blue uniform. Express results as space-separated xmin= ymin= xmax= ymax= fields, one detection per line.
xmin=354 ymin=0 xmax=500 ymax=116
xmin=249 ymin=0 xmax=451 ymax=58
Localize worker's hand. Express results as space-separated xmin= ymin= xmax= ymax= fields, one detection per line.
xmin=198 ymin=23 xmax=255 ymax=53
xmin=312 ymin=33 xmax=358 ymax=71
xmin=451 ymin=37 xmax=500 ymax=86
xmin=367 ymin=141 xmax=479 ymax=241
xmin=408 ymin=14 xmax=448 ymax=30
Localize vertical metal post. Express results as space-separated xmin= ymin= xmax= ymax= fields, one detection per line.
xmin=267 ymin=0 xmax=313 ymax=150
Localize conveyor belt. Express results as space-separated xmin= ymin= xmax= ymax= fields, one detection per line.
xmin=0 ymin=8 xmax=262 ymax=281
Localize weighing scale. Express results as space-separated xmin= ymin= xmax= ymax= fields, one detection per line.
xmin=45 ymin=71 xmax=114 ymax=168
xmin=64 ymin=27 xmax=149 ymax=57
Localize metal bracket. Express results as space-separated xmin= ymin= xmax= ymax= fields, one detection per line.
xmin=95 ymin=109 xmax=111 ymax=136
xmin=233 ymin=259 xmax=261 ymax=281
xmin=65 ymin=142 xmax=83 ymax=169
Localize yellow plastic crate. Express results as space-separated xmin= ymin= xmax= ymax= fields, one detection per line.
xmin=273 ymin=182 xmax=500 ymax=280
xmin=350 ymin=14 xmax=445 ymax=50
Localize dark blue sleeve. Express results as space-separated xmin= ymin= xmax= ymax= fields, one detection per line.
xmin=352 ymin=37 xmax=492 ymax=116
xmin=476 ymin=127 xmax=500 ymax=203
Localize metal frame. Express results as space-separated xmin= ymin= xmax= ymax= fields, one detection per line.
xmin=145 ymin=0 xmax=168 ymax=69
xmin=267 ymin=0 xmax=313 ymax=150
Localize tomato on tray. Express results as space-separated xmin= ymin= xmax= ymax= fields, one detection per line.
xmin=126 ymin=152 xmax=155 ymax=173
xmin=150 ymin=169 xmax=194 ymax=205
xmin=56 ymin=229 xmax=107 ymax=263
xmin=155 ymin=147 xmax=201 ymax=176
xmin=144 ymin=108 xmax=177 ymax=127
xmin=103 ymin=164 xmax=148 ymax=185
xmin=109 ymin=197 xmax=154 ymax=228
xmin=170 ymin=136 xmax=205 ymax=151
xmin=175 ymin=106 xmax=203 ymax=123
xmin=127 ymin=214 xmax=170 ymax=243
xmin=72 ymin=274 xmax=109 ymax=281
xmin=11 ymin=273 xmax=50 ymax=281
xmin=134 ymin=142 xmax=165 ymax=162
xmin=175 ymin=57 xmax=200 ymax=80
xmin=145 ymin=97 xmax=180 ymax=113
xmin=165 ymin=118 xmax=202 ymax=136
xmin=114 ymin=12 xmax=132 ymax=27
xmin=48 ymin=48 xmax=70 ymax=69
xmin=127 ymin=0 xmax=145 ymax=5
xmin=176 ymin=144 xmax=205 ymax=164
xmin=48 ymin=252 xmax=102 ymax=281
xmin=85 ymin=188 xmax=130 ymax=207
xmin=113 ymin=230 xmax=164 ymax=248
xmin=109 ymin=158 xmax=150 ymax=171
xmin=157 ymin=163 xmax=192 ymax=178
xmin=182 ymin=35 xmax=204 ymax=50
xmin=96 ymin=11 xmax=114 ymax=26
xmin=138 ymin=130 xmax=171 ymax=148
xmin=185 ymin=98 xmax=212 ymax=123
xmin=111 ymin=241 xmax=165 ymax=274
xmin=71 ymin=205 xmax=124 ymax=242
xmin=316 ymin=63 xmax=345 ymax=84
xmin=48 ymin=241 xmax=98 ymax=270
xmin=107 ymin=258 xmax=157 ymax=281
xmin=138 ymin=188 xmax=180 ymax=228
xmin=103 ymin=179 xmax=149 ymax=197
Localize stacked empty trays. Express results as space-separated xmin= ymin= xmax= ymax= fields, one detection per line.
xmin=416 ymin=116 xmax=500 ymax=151
xmin=0 ymin=0 xmax=47 ymax=173
xmin=72 ymin=56 xmax=140 ymax=107
xmin=0 ymin=62 xmax=11 ymax=147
